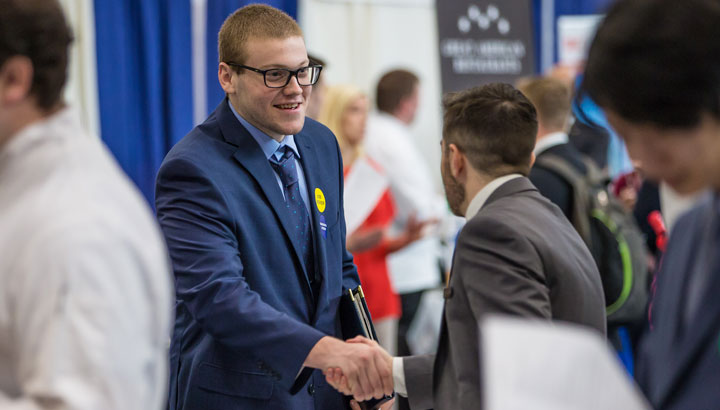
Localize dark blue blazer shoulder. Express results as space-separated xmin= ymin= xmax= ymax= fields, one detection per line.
xmin=636 ymin=197 xmax=720 ymax=410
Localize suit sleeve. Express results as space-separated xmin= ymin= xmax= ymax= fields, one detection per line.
xmin=454 ymin=215 xmax=552 ymax=319
xmin=155 ymin=156 xmax=325 ymax=390
xmin=403 ymin=354 xmax=435 ymax=410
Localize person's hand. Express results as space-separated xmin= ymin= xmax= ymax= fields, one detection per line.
xmin=304 ymin=336 xmax=393 ymax=401
xmin=385 ymin=213 xmax=439 ymax=253
xmin=349 ymin=397 xmax=395 ymax=410
xmin=346 ymin=227 xmax=384 ymax=253
xmin=618 ymin=186 xmax=638 ymax=211
xmin=323 ymin=337 xmax=394 ymax=401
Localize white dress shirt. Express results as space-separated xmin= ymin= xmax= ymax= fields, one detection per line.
xmin=365 ymin=113 xmax=445 ymax=293
xmin=392 ymin=174 xmax=522 ymax=396
xmin=0 ymin=108 xmax=173 ymax=409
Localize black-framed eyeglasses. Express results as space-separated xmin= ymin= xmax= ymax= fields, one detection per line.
xmin=226 ymin=63 xmax=322 ymax=88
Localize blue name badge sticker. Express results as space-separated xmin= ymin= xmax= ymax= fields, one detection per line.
xmin=319 ymin=214 xmax=327 ymax=239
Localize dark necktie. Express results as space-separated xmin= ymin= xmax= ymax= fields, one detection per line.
xmin=269 ymin=146 xmax=317 ymax=297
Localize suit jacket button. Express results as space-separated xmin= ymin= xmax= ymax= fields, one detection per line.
xmin=307 ymin=382 xmax=315 ymax=396
xmin=443 ymin=287 xmax=454 ymax=299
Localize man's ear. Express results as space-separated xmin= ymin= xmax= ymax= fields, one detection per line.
xmin=448 ymin=143 xmax=465 ymax=179
xmin=0 ymin=56 xmax=33 ymax=105
xmin=396 ymin=96 xmax=409 ymax=116
xmin=218 ymin=62 xmax=236 ymax=94
xmin=529 ymin=151 xmax=536 ymax=168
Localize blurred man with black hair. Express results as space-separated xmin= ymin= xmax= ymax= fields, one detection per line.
xmin=583 ymin=0 xmax=720 ymax=408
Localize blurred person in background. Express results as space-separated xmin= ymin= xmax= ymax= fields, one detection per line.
xmin=306 ymin=53 xmax=326 ymax=120
xmin=319 ymin=84 xmax=428 ymax=357
xmin=518 ymin=76 xmax=586 ymax=220
xmin=364 ymin=70 xmax=446 ymax=383
xmin=520 ymin=76 xmax=651 ymax=374
xmin=583 ymin=0 xmax=720 ymax=408
xmin=0 ymin=0 xmax=172 ymax=408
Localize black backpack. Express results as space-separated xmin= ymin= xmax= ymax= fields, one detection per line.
xmin=535 ymin=155 xmax=649 ymax=327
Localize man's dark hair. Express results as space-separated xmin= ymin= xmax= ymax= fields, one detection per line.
xmin=0 ymin=0 xmax=72 ymax=110
xmin=582 ymin=0 xmax=720 ymax=128
xmin=442 ymin=83 xmax=537 ymax=177
xmin=375 ymin=69 xmax=419 ymax=114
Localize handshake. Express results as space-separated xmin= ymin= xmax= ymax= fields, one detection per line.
xmin=304 ymin=335 xmax=395 ymax=408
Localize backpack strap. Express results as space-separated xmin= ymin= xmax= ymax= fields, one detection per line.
xmin=580 ymin=156 xmax=610 ymax=188
xmin=534 ymin=154 xmax=592 ymax=244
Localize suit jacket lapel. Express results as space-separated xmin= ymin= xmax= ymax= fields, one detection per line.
xmin=656 ymin=204 xmax=720 ymax=407
xmin=651 ymin=224 xmax=698 ymax=406
xmin=216 ymin=100 xmax=311 ymax=293
xmin=296 ymin=133 xmax=330 ymax=321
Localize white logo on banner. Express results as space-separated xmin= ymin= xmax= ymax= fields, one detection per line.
xmin=443 ymin=2 xmax=524 ymax=75
xmin=457 ymin=4 xmax=510 ymax=35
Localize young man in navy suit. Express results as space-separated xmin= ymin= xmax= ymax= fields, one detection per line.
xmin=156 ymin=5 xmax=392 ymax=409
xmin=583 ymin=0 xmax=720 ymax=409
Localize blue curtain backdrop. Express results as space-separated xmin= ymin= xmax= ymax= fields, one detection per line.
xmin=94 ymin=0 xmax=193 ymax=204
xmin=205 ymin=0 xmax=298 ymax=117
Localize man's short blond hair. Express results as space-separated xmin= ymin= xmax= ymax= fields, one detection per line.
xmin=218 ymin=4 xmax=303 ymax=68
xmin=516 ymin=76 xmax=571 ymax=132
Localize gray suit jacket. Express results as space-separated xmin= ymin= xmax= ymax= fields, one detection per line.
xmin=403 ymin=177 xmax=606 ymax=410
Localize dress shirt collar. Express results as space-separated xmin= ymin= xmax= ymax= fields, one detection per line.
xmin=465 ymin=174 xmax=523 ymax=218
xmin=533 ymin=131 xmax=569 ymax=156
xmin=227 ymin=99 xmax=300 ymax=161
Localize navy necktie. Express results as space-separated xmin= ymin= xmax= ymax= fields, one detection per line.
xmin=269 ymin=146 xmax=317 ymax=297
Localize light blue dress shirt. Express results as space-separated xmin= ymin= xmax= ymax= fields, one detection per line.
xmin=228 ymin=101 xmax=311 ymax=214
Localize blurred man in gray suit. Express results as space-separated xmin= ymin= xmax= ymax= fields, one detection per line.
xmin=327 ymin=83 xmax=605 ymax=410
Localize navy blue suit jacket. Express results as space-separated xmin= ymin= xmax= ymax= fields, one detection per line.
xmin=156 ymin=100 xmax=360 ymax=409
xmin=636 ymin=196 xmax=720 ymax=409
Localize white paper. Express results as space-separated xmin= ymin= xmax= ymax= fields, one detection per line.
xmin=482 ymin=316 xmax=651 ymax=410
xmin=343 ymin=157 xmax=389 ymax=235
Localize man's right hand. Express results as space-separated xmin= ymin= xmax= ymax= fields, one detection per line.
xmin=304 ymin=336 xmax=393 ymax=401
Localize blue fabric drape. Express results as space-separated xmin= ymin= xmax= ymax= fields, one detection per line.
xmin=94 ymin=0 xmax=193 ymax=204
xmin=205 ymin=0 xmax=298 ymax=117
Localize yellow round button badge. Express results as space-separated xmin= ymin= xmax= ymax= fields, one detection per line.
xmin=314 ymin=188 xmax=326 ymax=213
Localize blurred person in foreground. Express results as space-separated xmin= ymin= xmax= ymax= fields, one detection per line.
xmin=583 ymin=0 xmax=720 ymax=408
xmin=319 ymin=84 xmax=429 ymax=357
xmin=328 ymin=83 xmax=606 ymax=410
xmin=0 ymin=0 xmax=172 ymax=408
xmin=155 ymin=5 xmax=391 ymax=409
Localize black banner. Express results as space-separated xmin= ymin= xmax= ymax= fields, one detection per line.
xmin=436 ymin=1 xmax=535 ymax=94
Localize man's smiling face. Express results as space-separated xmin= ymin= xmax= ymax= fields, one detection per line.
xmin=226 ymin=35 xmax=311 ymax=140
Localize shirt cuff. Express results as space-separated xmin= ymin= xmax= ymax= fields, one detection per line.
xmin=393 ymin=357 xmax=408 ymax=397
